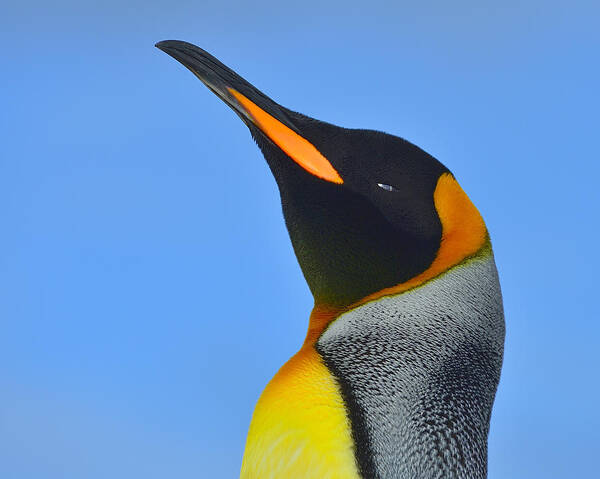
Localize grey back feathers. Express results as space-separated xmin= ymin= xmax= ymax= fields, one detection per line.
xmin=317 ymin=249 xmax=505 ymax=479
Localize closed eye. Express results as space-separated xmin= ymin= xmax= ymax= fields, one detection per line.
xmin=377 ymin=183 xmax=396 ymax=192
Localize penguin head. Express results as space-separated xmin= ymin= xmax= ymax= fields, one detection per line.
xmin=156 ymin=41 xmax=488 ymax=310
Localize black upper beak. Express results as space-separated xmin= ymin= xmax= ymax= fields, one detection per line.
xmin=156 ymin=40 xmax=343 ymax=185
xmin=155 ymin=40 xmax=300 ymax=133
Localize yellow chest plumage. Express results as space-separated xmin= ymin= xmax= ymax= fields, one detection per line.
xmin=240 ymin=346 xmax=360 ymax=479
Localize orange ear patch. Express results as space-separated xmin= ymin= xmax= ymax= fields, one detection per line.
xmin=228 ymin=88 xmax=343 ymax=184
xmin=432 ymin=173 xmax=488 ymax=273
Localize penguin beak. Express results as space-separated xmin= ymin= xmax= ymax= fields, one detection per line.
xmin=155 ymin=40 xmax=343 ymax=184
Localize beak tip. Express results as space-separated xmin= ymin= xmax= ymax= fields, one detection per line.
xmin=155 ymin=40 xmax=183 ymax=53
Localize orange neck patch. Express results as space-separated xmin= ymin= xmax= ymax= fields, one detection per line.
xmin=305 ymin=173 xmax=488 ymax=344
xmin=228 ymin=88 xmax=344 ymax=184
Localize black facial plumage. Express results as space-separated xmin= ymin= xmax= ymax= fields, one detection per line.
xmin=251 ymin=116 xmax=449 ymax=307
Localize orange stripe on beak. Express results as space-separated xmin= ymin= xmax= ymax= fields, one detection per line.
xmin=228 ymin=89 xmax=343 ymax=184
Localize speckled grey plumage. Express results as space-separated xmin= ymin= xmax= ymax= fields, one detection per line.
xmin=317 ymin=249 xmax=505 ymax=479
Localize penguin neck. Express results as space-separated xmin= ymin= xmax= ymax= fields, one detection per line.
xmin=314 ymin=251 xmax=505 ymax=478
xmin=304 ymin=306 xmax=342 ymax=345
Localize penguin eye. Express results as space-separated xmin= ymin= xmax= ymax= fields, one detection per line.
xmin=377 ymin=183 xmax=396 ymax=192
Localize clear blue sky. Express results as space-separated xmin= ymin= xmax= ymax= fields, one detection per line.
xmin=2 ymin=1 xmax=598 ymax=478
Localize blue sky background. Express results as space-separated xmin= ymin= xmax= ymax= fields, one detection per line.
xmin=2 ymin=1 xmax=598 ymax=478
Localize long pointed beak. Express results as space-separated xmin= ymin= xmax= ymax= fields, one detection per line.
xmin=155 ymin=40 xmax=343 ymax=184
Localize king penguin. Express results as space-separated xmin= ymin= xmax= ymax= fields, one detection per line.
xmin=156 ymin=40 xmax=505 ymax=479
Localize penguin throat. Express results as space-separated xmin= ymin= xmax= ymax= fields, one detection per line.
xmin=315 ymin=252 xmax=505 ymax=478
